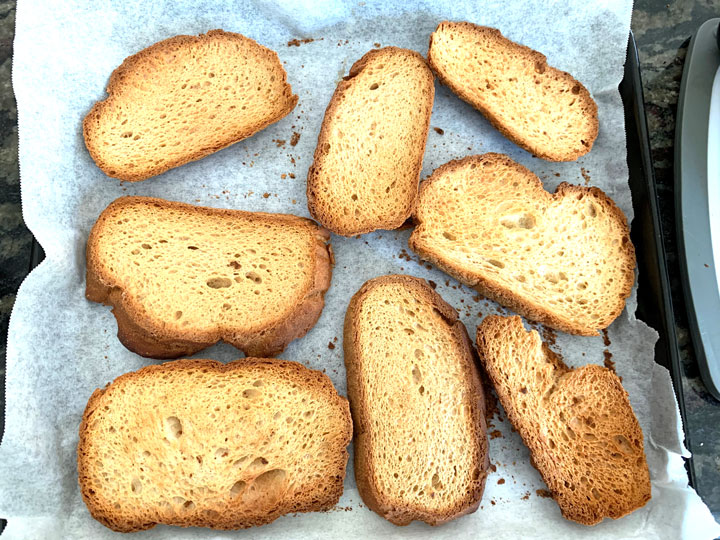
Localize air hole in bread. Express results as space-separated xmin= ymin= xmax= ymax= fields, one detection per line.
xmin=571 ymin=85 xmax=581 ymax=95
xmin=411 ymin=365 xmax=422 ymax=384
xmin=418 ymin=385 xmax=425 ymax=395
xmin=141 ymin=243 xmax=152 ymax=249
xmin=488 ymin=259 xmax=505 ymax=269
xmin=245 ymin=271 xmax=262 ymax=284
xmin=442 ymin=231 xmax=457 ymax=241
xmin=585 ymin=202 xmax=597 ymax=218
xmin=500 ymin=213 xmax=536 ymax=229
xmin=612 ymin=435 xmax=634 ymax=455
xmin=242 ymin=388 xmax=260 ymax=399
xmin=206 ymin=277 xmax=232 ymax=289
xmin=174 ymin=311 xmax=183 ymax=320
xmin=534 ymin=61 xmax=546 ymax=74
xmin=431 ymin=472 xmax=443 ymax=490
xmin=165 ymin=416 xmax=183 ymax=439
xmin=233 ymin=455 xmax=250 ymax=468
xmin=230 ymin=480 xmax=247 ymax=496
xmin=216 ymin=447 xmax=229 ymax=459
xmin=248 ymin=457 xmax=269 ymax=473
xmin=187 ymin=245 xmax=199 ymax=250
xmin=369 ymin=83 xmax=379 ymax=90
xmin=130 ymin=477 xmax=142 ymax=494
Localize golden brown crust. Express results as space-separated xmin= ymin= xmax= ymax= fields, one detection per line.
xmin=78 ymin=358 xmax=353 ymax=532
xmin=475 ymin=316 xmax=651 ymax=525
xmin=83 ymin=30 xmax=298 ymax=182
xmin=409 ymin=154 xmax=636 ymax=335
xmin=86 ymin=196 xmax=333 ymax=359
xmin=428 ymin=22 xmax=598 ymax=162
xmin=344 ymin=275 xmax=489 ymax=525
xmin=307 ymin=47 xmax=434 ymax=236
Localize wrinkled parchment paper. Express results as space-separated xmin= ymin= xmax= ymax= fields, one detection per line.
xmin=3 ymin=0 xmax=719 ymax=538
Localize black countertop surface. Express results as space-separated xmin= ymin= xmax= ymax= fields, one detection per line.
xmin=0 ymin=0 xmax=718 ymax=523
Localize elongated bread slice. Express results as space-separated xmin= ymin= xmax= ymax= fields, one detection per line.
xmin=476 ymin=315 xmax=651 ymax=524
xmin=84 ymin=30 xmax=297 ymax=181
xmin=428 ymin=22 xmax=598 ymax=161
xmin=78 ymin=358 xmax=352 ymax=532
xmin=307 ymin=47 xmax=434 ymax=236
xmin=86 ymin=197 xmax=332 ymax=358
xmin=344 ymin=275 xmax=488 ymax=525
xmin=409 ymin=154 xmax=635 ymax=335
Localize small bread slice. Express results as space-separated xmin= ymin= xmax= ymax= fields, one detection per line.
xmin=428 ymin=22 xmax=598 ymax=161
xmin=86 ymin=196 xmax=332 ymax=358
xmin=409 ymin=154 xmax=635 ymax=335
xmin=78 ymin=358 xmax=352 ymax=532
xmin=476 ymin=315 xmax=651 ymax=524
xmin=307 ymin=47 xmax=434 ymax=236
xmin=84 ymin=30 xmax=297 ymax=181
xmin=344 ymin=275 xmax=488 ymax=525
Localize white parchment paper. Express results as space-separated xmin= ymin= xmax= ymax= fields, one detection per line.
xmin=3 ymin=0 xmax=720 ymax=538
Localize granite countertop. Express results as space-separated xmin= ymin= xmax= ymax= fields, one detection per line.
xmin=0 ymin=0 xmax=718 ymax=525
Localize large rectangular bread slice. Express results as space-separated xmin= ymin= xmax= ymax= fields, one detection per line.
xmin=86 ymin=196 xmax=332 ymax=358
xmin=428 ymin=22 xmax=598 ymax=161
xmin=78 ymin=358 xmax=352 ymax=532
xmin=409 ymin=153 xmax=635 ymax=335
xmin=307 ymin=47 xmax=434 ymax=236
xmin=84 ymin=30 xmax=297 ymax=181
xmin=476 ymin=315 xmax=651 ymax=525
xmin=344 ymin=275 xmax=488 ymax=525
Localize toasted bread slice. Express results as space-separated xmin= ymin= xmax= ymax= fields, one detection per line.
xmin=78 ymin=358 xmax=352 ymax=532
xmin=84 ymin=30 xmax=297 ymax=181
xmin=307 ymin=47 xmax=434 ymax=236
xmin=428 ymin=22 xmax=598 ymax=161
xmin=86 ymin=197 xmax=332 ymax=358
xmin=476 ymin=315 xmax=651 ymax=524
xmin=344 ymin=275 xmax=488 ymax=525
xmin=409 ymin=154 xmax=635 ymax=335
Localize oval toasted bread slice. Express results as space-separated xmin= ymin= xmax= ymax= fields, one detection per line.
xmin=476 ymin=315 xmax=651 ymax=525
xmin=84 ymin=30 xmax=298 ymax=181
xmin=78 ymin=358 xmax=352 ymax=532
xmin=409 ymin=154 xmax=635 ymax=335
xmin=307 ymin=47 xmax=434 ymax=236
xmin=344 ymin=275 xmax=488 ymax=525
xmin=428 ymin=22 xmax=598 ymax=161
xmin=86 ymin=197 xmax=332 ymax=358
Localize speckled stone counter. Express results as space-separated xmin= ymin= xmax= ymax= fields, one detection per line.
xmin=0 ymin=0 xmax=718 ymax=523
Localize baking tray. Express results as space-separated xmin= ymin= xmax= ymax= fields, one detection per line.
xmin=0 ymin=31 xmax=692 ymax=533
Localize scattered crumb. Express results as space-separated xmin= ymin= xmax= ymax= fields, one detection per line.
xmin=281 ymin=173 xmax=287 ymax=179
xmin=497 ymin=478 xmax=505 ymax=485
xmin=489 ymin=463 xmax=497 ymax=473
xmin=273 ymin=139 xmax=286 ymax=147
xmin=433 ymin=127 xmax=445 ymax=135
xmin=536 ymin=489 xmax=552 ymax=498
xmin=581 ymin=167 xmax=591 ymax=185
xmin=490 ymin=500 xmax=496 ymax=506
xmin=289 ymin=173 xmax=296 ymax=179
xmin=328 ymin=342 xmax=335 ymax=350
xmin=373 ymin=42 xmax=381 ymax=48
xmin=262 ymin=193 xmax=270 ymax=198
xmin=428 ymin=280 xmax=437 ymax=289
xmin=290 ymin=132 xmax=301 ymax=146
xmin=290 ymin=156 xmax=296 ymax=165
xmin=490 ymin=430 xmax=502 ymax=440
xmin=704 ymin=263 xmax=709 ymax=268
xmin=554 ymin=172 xmax=561 ymax=177
xmin=288 ymin=38 xmax=314 ymax=47
xmin=541 ymin=326 xmax=557 ymax=347
xmin=601 ymin=328 xmax=611 ymax=347
xmin=521 ymin=492 xmax=531 ymax=500
xmin=604 ymin=350 xmax=615 ymax=372
xmin=291 ymin=199 xmax=297 ymax=204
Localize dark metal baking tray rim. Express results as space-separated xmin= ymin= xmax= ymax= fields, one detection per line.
xmin=11 ymin=32 xmax=693 ymax=491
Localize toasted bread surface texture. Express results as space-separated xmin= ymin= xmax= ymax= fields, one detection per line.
xmin=476 ymin=316 xmax=651 ymax=524
xmin=428 ymin=22 xmax=598 ymax=161
xmin=84 ymin=30 xmax=297 ymax=181
xmin=344 ymin=275 xmax=488 ymax=525
xmin=78 ymin=358 xmax=352 ymax=532
xmin=410 ymin=154 xmax=635 ymax=335
xmin=307 ymin=47 xmax=434 ymax=236
xmin=86 ymin=197 xmax=332 ymax=358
